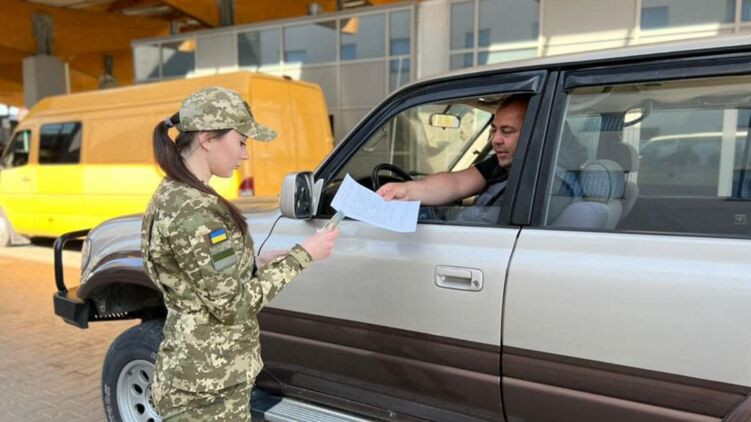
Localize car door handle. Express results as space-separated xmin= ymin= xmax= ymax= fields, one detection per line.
xmin=21 ymin=176 xmax=31 ymax=182
xmin=434 ymin=266 xmax=483 ymax=291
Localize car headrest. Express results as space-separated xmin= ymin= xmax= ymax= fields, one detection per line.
xmin=599 ymin=141 xmax=639 ymax=172
xmin=580 ymin=159 xmax=626 ymax=202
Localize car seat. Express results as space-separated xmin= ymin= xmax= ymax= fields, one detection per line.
xmin=598 ymin=133 xmax=640 ymax=218
xmin=552 ymin=159 xmax=626 ymax=229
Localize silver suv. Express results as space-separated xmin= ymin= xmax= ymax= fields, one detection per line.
xmin=54 ymin=36 xmax=751 ymax=422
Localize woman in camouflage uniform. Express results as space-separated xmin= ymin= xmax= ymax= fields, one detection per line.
xmin=141 ymin=87 xmax=339 ymax=421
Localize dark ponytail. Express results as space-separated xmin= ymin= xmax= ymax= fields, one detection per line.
xmin=153 ymin=113 xmax=249 ymax=235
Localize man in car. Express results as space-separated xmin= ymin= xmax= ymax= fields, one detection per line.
xmin=376 ymin=94 xmax=530 ymax=217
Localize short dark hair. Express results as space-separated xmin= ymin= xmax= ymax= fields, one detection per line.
xmin=499 ymin=93 xmax=531 ymax=110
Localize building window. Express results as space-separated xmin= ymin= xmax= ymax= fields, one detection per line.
xmin=451 ymin=1 xmax=474 ymax=51
xmin=389 ymin=10 xmax=411 ymax=91
xmin=743 ymin=0 xmax=751 ymax=21
xmin=389 ymin=58 xmax=410 ymax=92
xmin=340 ymin=14 xmax=385 ymax=61
xmin=284 ymin=21 xmax=336 ymax=64
xmin=641 ymin=6 xmax=669 ymax=30
xmin=238 ymin=28 xmax=280 ymax=68
xmin=133 ymin=44 xmax=161 ymax=80
xmin=161 ymin=39 xmax=195 ymax=78
xmin=478 ymin=0 xmax=539 ymax=46
xmin=641 ymin=0 xmax=735 ymax=31
xmin=450 ymin=0 xmax=540 ymax=70
xmin=390 ymin=10 xmax=411 ymax=55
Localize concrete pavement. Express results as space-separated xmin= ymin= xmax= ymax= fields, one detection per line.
xmin=0 ymin=244 xmax=136 ymax=421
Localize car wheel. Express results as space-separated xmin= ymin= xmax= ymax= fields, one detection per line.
xmin=102 ymin=319 xmax=164 ymax=422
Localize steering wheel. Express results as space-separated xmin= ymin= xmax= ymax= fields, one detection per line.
xmin=371 ymin=163 xmax=413 ymax=191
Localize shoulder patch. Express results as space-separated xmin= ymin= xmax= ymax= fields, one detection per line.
xmin=207 ymin=227 xmax=236 ymax=271
xmin=209 ymin=228 xmax=228 ymax=245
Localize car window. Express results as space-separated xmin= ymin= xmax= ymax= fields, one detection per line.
xmin=542 ymin=75 xmax=751 ymax=237
xmin=39 ymin=122 xmax=82 ymax=164
xmin=320 ymin=96 xmax=512 ymax=225
xmin=1 ymin=130 xmax=31 ymax=169
xmin=342 ymin=102 xmax=492 ymax=179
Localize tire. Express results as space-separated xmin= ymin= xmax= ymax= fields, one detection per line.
xmin=102 ymin=319 xmax=164 ymax=422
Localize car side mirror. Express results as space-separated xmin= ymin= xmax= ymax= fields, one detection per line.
xmin=280 ymin=172 xmax=322 ymax=219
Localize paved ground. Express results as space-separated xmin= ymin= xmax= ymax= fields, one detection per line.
xmin=0 ymin=241 xmax=137 ymax=421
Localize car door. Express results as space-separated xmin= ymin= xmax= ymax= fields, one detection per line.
xmin=256 ymin=70 xmax=547 ymax=421
xmin=503 ymin=53 xmax=751 ymax=420
xmin=0 ymin=127 xmax=36 ymax=235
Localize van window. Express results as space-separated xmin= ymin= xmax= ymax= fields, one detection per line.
xmin=543 ymin=75 xmax=751 ymax=237
xmin=1 ymin=130 xmax=31 ymax=169
xmin=39 ymin=122 xmax=82 ymax=164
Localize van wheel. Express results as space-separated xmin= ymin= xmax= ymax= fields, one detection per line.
xmin=102 ymin=320 xmax=164 ymax=422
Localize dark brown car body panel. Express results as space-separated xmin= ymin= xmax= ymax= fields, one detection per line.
xmin=258 ymin=308 xmax=503 ymax=421
xmin=502 ymin=347 xmax=749 ymax=421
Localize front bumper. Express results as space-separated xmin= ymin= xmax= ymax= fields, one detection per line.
xmin=53 ymin=286 xmax=91 ymax=328
xmin=52 ymin=229 xmax=91 ymax=329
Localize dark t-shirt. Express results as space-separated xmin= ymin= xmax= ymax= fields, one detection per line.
xmin=474 ymin=155 xmax=509 ymax=186
xmin=451 ymin=156 xmax=508 ymax=223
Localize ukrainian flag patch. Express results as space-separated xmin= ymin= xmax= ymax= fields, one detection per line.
xmin=209 ymin=228 xmax=228 ymax=245
xmin=207 ymin=228 xmax=236 ymax=271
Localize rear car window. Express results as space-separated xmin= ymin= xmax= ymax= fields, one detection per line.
xmin=543 ymin=75 xmax=751 ymax=238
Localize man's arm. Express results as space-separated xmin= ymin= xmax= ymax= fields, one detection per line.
xmin=376 ymin=166 xmax=486 ymax=206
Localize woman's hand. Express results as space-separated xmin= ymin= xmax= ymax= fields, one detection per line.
xmin=300 ymin=228 xmax=340 ymax=261
xmin=255 ymin=249 xmax=288 ymax=268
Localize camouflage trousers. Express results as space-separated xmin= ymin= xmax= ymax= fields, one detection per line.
xmin=152 ymin=380 xmax=252 ymax=421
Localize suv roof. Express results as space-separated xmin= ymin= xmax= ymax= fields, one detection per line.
xmin=415 ymin=34 xmax=751 ymax=87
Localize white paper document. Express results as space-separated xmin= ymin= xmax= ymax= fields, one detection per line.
xmin=330 ymin=174 xmax=420 ymax=232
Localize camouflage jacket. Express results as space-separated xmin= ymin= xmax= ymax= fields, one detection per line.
xmin=141 ymin=178 xmax=311 ymax=392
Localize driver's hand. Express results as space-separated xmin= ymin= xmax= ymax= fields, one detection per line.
xmin=377 ymin=182 xmax=410 ymax=201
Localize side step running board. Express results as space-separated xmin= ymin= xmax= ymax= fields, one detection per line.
xmin=252 ymin=390 xmax=373 ymax=422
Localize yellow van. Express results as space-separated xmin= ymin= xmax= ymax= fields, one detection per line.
xmin=0 ymin=72 xmax=333 ymax=244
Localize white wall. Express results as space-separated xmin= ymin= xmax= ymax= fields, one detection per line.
xmin=416 ymin=0 xmax=450 ymax=79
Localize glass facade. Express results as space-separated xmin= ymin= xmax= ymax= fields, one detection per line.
xmin=340 ymin=14 xmax=385 ymax=61
xmin=450 ymin=1 xmax=474 ymax=51
xmin=450 ymin=0 xmax=540 ymax=70
xmin=133 ymin=44 xmax=160 ymax=80
xmin=478 ymin=0 xmax=539 ymax=46
xmin=161 ymin=40 xmax=195 ymax=78
xmin=238 ymin=28 xmax=280 ymax=68
xmin=641 ymin=0 xmax=736 ymax=30
xmin=284 ymin=22 xmax=337 ymax=64
xmin=390 ymin=10 xmax=411 ymax=55
xmin=130 ymin=0 xmax=751 ymax=140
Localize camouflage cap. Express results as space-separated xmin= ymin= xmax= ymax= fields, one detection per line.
xmin=176 ymin=86 xmax=276 ymax=141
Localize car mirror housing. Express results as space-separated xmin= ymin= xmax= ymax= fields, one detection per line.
xmin=280 ymin=172 xmax=321 ymax=219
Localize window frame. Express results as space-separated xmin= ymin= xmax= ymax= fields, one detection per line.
xmin=313 ymin=68 xmax=548 ymax=227
xmin=527 ymin=52 xmax=751 ymax=238
xmin=0 ymin=129 xmax=33 ymax=169
xmin=38 ymin=121 xmax=83 ymax=165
